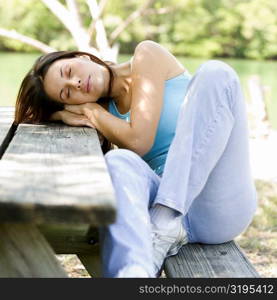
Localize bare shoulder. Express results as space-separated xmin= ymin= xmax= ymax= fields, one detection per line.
xmin=132 ymin=40 xmax=185 ymax=79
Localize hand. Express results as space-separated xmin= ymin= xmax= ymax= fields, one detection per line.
xmin=64 ymin=103 xmax=103 ymax=128
xmin=54 ymin=110 xmax=95 ymax=128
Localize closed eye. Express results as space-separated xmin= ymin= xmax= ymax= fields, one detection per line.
xmin=67 ymin=66 xmax=71 ymax=98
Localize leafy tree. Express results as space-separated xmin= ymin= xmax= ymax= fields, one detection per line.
xmin=0 ymin=0 xmax=277 ymax=59
xmin=0 ymin=0 xmax=172 ymax=61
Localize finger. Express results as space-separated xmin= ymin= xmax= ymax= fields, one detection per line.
xmin=75 ymin=117 xmax=95 ymax=128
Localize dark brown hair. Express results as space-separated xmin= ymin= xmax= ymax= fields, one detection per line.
xmin=15 ymin=50 xmax=114 ymax=124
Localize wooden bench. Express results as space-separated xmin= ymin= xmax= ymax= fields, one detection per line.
xmin=0 ymin=106 xmax=259 ymax=278
xmin=165 ymin=242 xmax=259 ymax=278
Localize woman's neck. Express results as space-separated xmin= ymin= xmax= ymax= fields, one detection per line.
xmin=110 ymin=61 xmax=132 ymax=112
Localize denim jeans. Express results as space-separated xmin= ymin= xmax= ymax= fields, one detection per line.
xmin=100 ymin=60 xmax=258 ymax=277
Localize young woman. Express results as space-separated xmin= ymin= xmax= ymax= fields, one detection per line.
xmin=15 ymin=40 xmax=257 ymax=278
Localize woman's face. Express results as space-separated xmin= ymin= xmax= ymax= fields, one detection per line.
xmin=43 ymin=56 xmax=108 ymax=104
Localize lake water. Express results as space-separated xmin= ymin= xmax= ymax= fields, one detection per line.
xmin=1 ymin=52 xmax=276 ymax=129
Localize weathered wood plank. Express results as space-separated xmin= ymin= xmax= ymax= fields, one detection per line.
xmin=0 ymin=107 xmax=16 ymax=158
xmin=0 ymin=223 xmax=68 ymax=277
xmin=38 ymin=224 xmax=99 ymax=254
xmin=0 ymin=107 xmax=14 ymax=142
xmin=0 ymin=122 xmax=116 ymax=225
xmin=39 ymin=224 xmax=102 ymax=277
xmin=164 ymin=241 xmax=260 ymax=278
xmin=78 ymin=253 xmax=102 ymax=278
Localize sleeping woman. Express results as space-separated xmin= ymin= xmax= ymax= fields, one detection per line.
xmin=15 ymin=40 xmax=257 ymax=277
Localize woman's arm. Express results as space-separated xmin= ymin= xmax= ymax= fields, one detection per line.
xmin=49 ymin=110 xmax=62 ymax=122
xmin=66 ymin=41 xmax=182 ymax=156
xmin=49 ymin=109 xmax=94 ymax=127
xmin=49 ymin=108 xmax=113 ymax=152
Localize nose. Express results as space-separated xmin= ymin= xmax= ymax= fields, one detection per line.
xmin=68 ymin=78 xmax=82 ymax=90
xmin=76 ymin=79 xmax=81 ymax=90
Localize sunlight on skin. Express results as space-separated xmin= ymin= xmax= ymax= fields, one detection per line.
xmin=41 ymin=42 xmax=166 ymax=156
xmin=132 ymin=68 xmax=160 ymax=122
xmin=128 ymin=137 xmax=142 ymax=154
xmin=43 ymin=56 xmax=109 ymax=105
xmin=127 ymin=81 xmax=158 ymax=154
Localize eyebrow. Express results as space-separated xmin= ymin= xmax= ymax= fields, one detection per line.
xmin=59 ymin=66 xmax=64 ymax=101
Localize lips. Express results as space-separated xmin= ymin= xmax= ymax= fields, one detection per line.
xmin=86 ymin=75 xmax=91 ymax=93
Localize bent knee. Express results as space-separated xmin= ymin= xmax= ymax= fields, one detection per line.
xmin=105 ymin=149 xmax=141 ymax=165
xmin=195 ymin=60 xmax=240 ymax=109
xmin=197 ymin=60 xmax=240 ymax=93
xmin=198 ymin=60 xmax=238 ymax=80
xmin=105 ymin=149 xmax=146 ymax=173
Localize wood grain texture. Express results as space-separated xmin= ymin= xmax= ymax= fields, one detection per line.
xmin=0 ymin=107 xmax=15 ymax=158
xmin=0 ymin=223 xmax=68 ymax=277
xmin=0 ymin=122 xmax=117 ymax=225
xmin=164 ymin=241 xmax=260 ymax=278
xmin=78 ymin=253 xmax=102 ymax=278
xmin=38 ymin=224 xmax=99 ymax=254
xmin=39 ymin=224 xmax=102 ymax=277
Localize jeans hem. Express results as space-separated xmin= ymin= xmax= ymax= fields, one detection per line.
xmin=183 ymin=214 xmax=194 ymax=243
xmin=153 ymin=196 xmax=184 ymax=215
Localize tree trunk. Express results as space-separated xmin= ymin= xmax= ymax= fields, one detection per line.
xmin=0 ymin=0 xmax=171 ymax=62
xmin=0 ymin=28 xmax=56 ymax=53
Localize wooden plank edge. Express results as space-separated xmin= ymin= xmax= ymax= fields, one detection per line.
xmin=233 ymin=241 xmax=260 ymax=277
xmin=0 ymin=122 xmax=17 ymax=159
xmin=0 ymin=201 xmax=116 ymax=226
xmin=38 ymin=224 xmax=100 ymax=255
xmin=0 ymin=223 xmax=68 ymax=278
xmin=164 ymin=241 xmax=260 ymax=278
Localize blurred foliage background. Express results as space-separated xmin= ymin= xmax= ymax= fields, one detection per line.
xmin=1 ymin=0 xmax=277 ymax=59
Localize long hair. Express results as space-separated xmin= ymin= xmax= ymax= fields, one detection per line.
xmin=15 ymin=50 xmax=114 ymax=124
xmin=14 ymin=51 xmax=115 ymax=153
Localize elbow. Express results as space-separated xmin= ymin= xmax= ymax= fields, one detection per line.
xmin=127 ymin=137 xmax=153 ymax=157
xmin=134 ymin=146 xmax=151 ymax=157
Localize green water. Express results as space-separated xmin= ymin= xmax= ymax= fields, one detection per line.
xmin=1 ymin=52 xmax=277 ymax=129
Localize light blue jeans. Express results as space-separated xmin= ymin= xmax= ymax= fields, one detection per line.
xmin=100 ymin=60 xmax=258 ymax=277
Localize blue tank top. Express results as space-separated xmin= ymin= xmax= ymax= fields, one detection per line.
xmin=108 ymin=71 xmax=191 ymax=176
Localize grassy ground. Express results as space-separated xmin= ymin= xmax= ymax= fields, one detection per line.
xmin=57 ymin=178 xmax=276 ymax=278
xmin=57 ymin=255 xmax=90 ymax=278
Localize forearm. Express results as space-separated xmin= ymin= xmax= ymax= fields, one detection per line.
xmin=49 ymin=110 xmax=62 ymax=121
xmin=92 ymin=108 xmax=143 ymax=155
